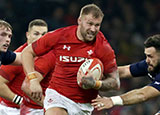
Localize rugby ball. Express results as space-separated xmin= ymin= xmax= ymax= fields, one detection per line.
xmin=77 ymin=58 xmax=103 ymax=89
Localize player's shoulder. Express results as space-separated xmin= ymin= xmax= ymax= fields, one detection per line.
xmin=49 ymin=25 xmax=77 ymax=35
xmin=96 ymin=31 xmax=109 ymax=43
xmin=47 ymin=25 xmax=77 ymax=42
xmin=95 ymin=32 xmax=115 ymax=57
xmin=96 ymin=31 xmax=111 ymax=47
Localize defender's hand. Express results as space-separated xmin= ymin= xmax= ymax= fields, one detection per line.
xmin=92 ymin=96 xmax=114 ymax=110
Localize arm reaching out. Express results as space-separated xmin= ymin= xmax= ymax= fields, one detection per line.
xmin=118 ymin=65 xmax=133 ymax=79
xmin=92 ymin=86 xmax=160 ymax=111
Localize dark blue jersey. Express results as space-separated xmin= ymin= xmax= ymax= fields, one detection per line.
xmin=130 ymin=60 xmax=148 ymax=77
xmin=0 ymin=50 xmax=16 ymax=66
xmin=130 ymin=60 xmax=160 ymax=91
xmin=149 ymin=73 xmax=160 ymax=91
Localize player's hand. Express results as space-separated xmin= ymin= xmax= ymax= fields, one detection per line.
xmin=29 ymin=79 xmax=43 ymax=101
xmin=81 ymin=76 xmax=96 ymax=89
xmin=32 ymin=95 xmax=44 ymax=107
xmin=81 ymin=70 xmax=96 ymax=89
xmin=22 ymin=71 xmax=43 ymax=101
xmin=91 ymin=96 xmax=114 ymax=110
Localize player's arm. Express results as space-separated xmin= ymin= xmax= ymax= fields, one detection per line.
xmin=11 ymin=52 xmax=22 ymax=65
xmin=21 ymin=72 xmax=43 ymax=106
xmin=100 ymin=69 xmax=120 ymax=90
xmin=21 ymin=44 xmax=36 ymax=74
xmin=81 ymin=58 xmax=120 ymax=90
xmin=21 ymin=51 xmax=55 ymax=105
xmin=0 ymin=75 xmax=23 ymax=105
xmin=21 ymin=44 xmax=43 ymax=100
xmin=118 ymin=65 xmax=133 ymax=78
xmin=92 ymin=86 xmax=160 ymax=110
xmin=120 ymin=86 xmax=160 ymax=104
xmin=81 ymin=69 xmax=120 ymax=90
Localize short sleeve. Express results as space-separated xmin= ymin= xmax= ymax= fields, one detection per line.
xmin=130 ymin=60 xmax=148 ymax=77
xmin=32 ymin=30 xmax=61 ymax=56
xmin=1 ymin=51 xmax=16 ymax=65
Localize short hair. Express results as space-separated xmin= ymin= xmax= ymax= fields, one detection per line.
xmin=28 ymin=19 xmax=48 ymax=31
xmin=144 ymin=34 xmax=160 ymax=51
xmin=79 ymin=4 xmax=104 ymax=19
xmin=0 ymin=19 xmax=12 ymax=31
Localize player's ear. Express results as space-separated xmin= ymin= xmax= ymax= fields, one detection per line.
xmin=78 ymin=17 xmax=81 ymax=25
xmin=26 ymin=32 xmax=29 ymax=39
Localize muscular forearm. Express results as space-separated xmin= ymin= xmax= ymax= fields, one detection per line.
xmin=100 ymin=71 xmax=120 ymax=91
xmin=22 ymin=53 xmax=34 ymax=73
xmin=121 ymin=86 xmax=160 ymax=105
xmin=21 ymin=45 xmax=35 ymax=74
xmin=118 ymin=65 xmax=133 ymax=79
xmin=121 ymin=89 xmax=146 ymax=105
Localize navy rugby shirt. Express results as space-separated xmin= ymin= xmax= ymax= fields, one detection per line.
xmin=0 ymin=50 xmax=16 ymax=66
xmin=130 ymin=60 xmax=160 ymax=91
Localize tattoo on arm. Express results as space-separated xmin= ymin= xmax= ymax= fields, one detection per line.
xmin=100 ymin=77 xmax=118 ymax=90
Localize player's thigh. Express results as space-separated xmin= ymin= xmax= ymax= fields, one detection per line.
xmin=45 ymin=107 xmax=68 ymax=115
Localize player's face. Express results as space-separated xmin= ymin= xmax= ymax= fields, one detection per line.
xmin=0 ymin=26 xmax=12 ymax=52
xmin=78 ymin=14 xmax=102 ymax=42
xmin=27 ymin=25 xmax=48 ymax=44
xmin=145 ymin=47 xmax=160 ymax=72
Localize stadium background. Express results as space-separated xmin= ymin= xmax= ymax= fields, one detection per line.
xmin=0 ymin=0 xmax=160 ymax=114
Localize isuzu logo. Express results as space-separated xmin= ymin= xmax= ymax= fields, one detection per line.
xmin=59 ymin=56 xmax=88 ymax=62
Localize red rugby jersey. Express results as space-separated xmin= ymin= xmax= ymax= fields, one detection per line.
xmin=0 ymin=43 xmax=55 ymax=109
xmin=0 ymin=43 xmax=27 ymax=108
xmin=32 ymin=25 xmax=117 ymax=103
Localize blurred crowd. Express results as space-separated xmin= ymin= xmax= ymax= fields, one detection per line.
xmin=0 ymin=0 xmax=160 ymax=114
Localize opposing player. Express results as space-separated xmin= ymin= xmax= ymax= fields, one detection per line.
xmin=0 ymin=19 xmax=55 ymax=115
xmin=0 ymin=19 xmax=21 ymax=66
xmin=91 ymin=34 xmax=160 ymax=114
xmin=21 ymin=4 xmax=120 ymax=115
